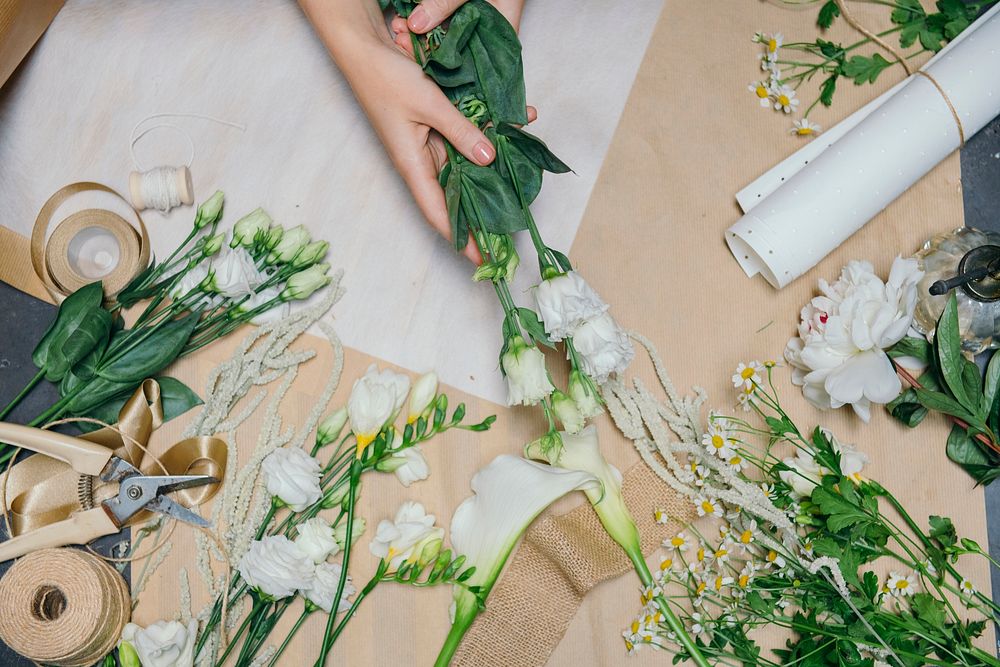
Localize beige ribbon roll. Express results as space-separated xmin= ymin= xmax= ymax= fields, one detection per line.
xmin=30 ymin=182 xmax=150 ymax=302
xmin=0 ymin=548 xmax=130 ymax=666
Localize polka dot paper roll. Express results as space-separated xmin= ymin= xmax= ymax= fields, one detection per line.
xmin=726 ymin=4 xmax=1000 ymax=289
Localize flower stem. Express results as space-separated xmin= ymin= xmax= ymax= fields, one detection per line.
xmin=266 ymin=609 xmax=311 ymax=667
xmin=0 ymin=368 xmax=45 ymax=421
xmin=434 ymin=592 xmax=479 ymax=667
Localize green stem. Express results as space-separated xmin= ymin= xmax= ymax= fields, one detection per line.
xmin=0 ymin=368 xmax=45 ymax=421
xmin=434 ymin=592 xmax=479 ymax=667
xmin=266 ymin=609 xmax=311 ymax=667
xmin=630 ymin=552 xmax=709 ymax=667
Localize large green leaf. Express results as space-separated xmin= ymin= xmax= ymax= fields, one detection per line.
xmin=497 ymin=124 xmax=572 ymax=174
xmin=97 ymin=312 xmax=200 ymax=384
xmin=495 ymin=135 xmax=542 ymax=206
xmin=443 ymin=161 xmax=467 ymax=252
xmin=32 ymin=282 xmax=109 ymax=382
xmin=935 ymin=294 xmax=971 ymax=410
xmin=424 ymin=3 xmax=480 ymax=70
xmin=65 ymin=375 xmax=135 ymax=415
xmin=466 ymin=0 xmax=527 ymax=126
xmin=460 ymin=164 xmax=526 ymax=234
xmin=944 ymin=423 xmax=998 ymax=485
xmin=984 ymin=350 xmax=1000 ymax=412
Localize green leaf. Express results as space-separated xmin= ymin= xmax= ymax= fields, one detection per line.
xmin=812 ymin=485 xmax=871 ymax=533
xmin=983 ymin=351 xmax=1000 ymax=410
xmin=65 ymin=375 xmax=135 ymax=415
xmin=32 ymin=282 xmax=110 ymax=382
xmin=887 ymin=336 xmax=931 ymax=363
xmin=891 ymin=0 xmax=925 ymax=24
xmin=899 ymin=22 xmax=923 ymax=48
xmin=945 ymin=423 xmax=998 ymax=484
xmin=495 ymin=134 xmax=543 ymax=206
xmin=465 ymin=0 xmax=528 ymax=126
xmin=443 ymin=161 xmax=467 ymax=252
xmin=919 ymin=28 xmax=945 ymax=51
xmin=842 ymin=53 xmax=893 ymax=85
xmin=911 ymin=592 xmax=946 ymax=628
xmin=928 ymin=515 xmax=957 ymax=548
xmin=935 ymin=294 xmax=971 ymax=409
xmin=913 ymin=387 xmax=974 ymax=423
xmin=425 ymin=4 xmax=480 ymax=70
xmin=819 ymin=74 xmax=838 ymax=107
xmin=497 ymin=124 xmax=571 ymax=174
xmin=817 ymin=1 xmax=840 ymax=29
xmin=517 ymin=308 xmax=552 ymax=348
xmin=459 ymin=164 xmax=526 ymax=234
xmin=960 ymin=357 xmax=987 ymax=419
xmin=886 ymin=389 xmax=928 ymax=427
xmin=97 ymin=312 xmax=200 ymax=384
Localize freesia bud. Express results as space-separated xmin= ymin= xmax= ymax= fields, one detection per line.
xmin=551 ymin=389 xmax=584 ymax=434
xmin=280 ymin=263 xmax=331 ymax=301
xmin=230 ymin=207 xmax=273 ymax=248
xmin=291 ymin=240 xmax=330 ymax=269
xmin=407 ymin=372 xmax=438 ymax=423
xmin=333 ymin=516 xmax=366 ymax=549
xmin=416 ymin=536 xmax=443 ymax=567
xmin=316 ymin=407 xmax=348 ymax=446
xmin=194 ymin=191 xmax=225 ymax=229
xmin=202 ymin=232 xmax=225 ymax=257
xmin=267 ymin=224 xmax=311 ymax=264
xmin=321 ymin=480 xmax=351 ymax=509
xmin=501 ymin=335 xmax=554 ymax=406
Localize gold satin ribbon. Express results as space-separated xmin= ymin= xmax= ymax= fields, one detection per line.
xmin=30 ymin=182 xmax=150 ymax=303
xmin=2 ymin=379 xmax=225 ymax=537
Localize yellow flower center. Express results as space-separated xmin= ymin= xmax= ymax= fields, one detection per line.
xmin=715 ymin=548 xmax=728 ymax=559
xmin=701 ymin=500 xmax=715 ymax=514
xmin=355 ymin=432 xmax=377 ymax=458
xmin=624 ymin=639 xmax=634 ymax=651
xmin=767 ymin=550 xmax=778 ymax=563
xmin=768 ymin=38 xmax=778 ymax=52
xmin=670 ymin=536 xmax=685 ymax=548
xmin=895 ymin=580 xmax=909 ymax=590
xmin=740 ymin=530 xmax=753 ymax=544
xmin=696 ymin=581 xmax=706 ymax=595
xmin=654 ymin=509 xmax=665 ymax=522
xmin=729 ymin=456 xmax=742 ymax=466
xmin=755 ymin=84 xmax=769 ymax=98
xmin=660 ymin=558 xmax=673 ymax=571
xmin=796 ymin=126 xmax=815 ymax=136
xmin=741 ymin=367 xmax=755 ymax=380
xmin=778 ymin=94 xmax=790 ymax=106
xmin=712 ymin=435 xmax=725 ymax=450
xmin=714 ymin=576 xmax=725 ymax=591
xmin=631 ymin=620 xmax=640 ymax=634
xmin=696 ymin=547 xmax=705 ymax=562
xmin=739 ymin=574 xmax=750 ymax=587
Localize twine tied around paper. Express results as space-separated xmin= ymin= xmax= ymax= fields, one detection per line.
xmin=0 ymin=548 xmax=131 ymax=667
xmin=833 ymin=0 xmax=967 ymax=146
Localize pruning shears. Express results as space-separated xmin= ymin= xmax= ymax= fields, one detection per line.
xmin=0 ymin=422 xmax=217 ymax=562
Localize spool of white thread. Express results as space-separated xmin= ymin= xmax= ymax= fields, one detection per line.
xmin=128 ymin=165 xmax=194 ymax=212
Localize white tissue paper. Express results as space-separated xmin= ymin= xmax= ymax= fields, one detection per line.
xmin=727 ymin=4 xmax=1000 ymax=289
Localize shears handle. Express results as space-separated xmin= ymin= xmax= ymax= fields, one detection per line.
xmin=0 ymin=507 xmax=119 ymax=562
xmin=0 ymin=422 xmax=113 ymax=477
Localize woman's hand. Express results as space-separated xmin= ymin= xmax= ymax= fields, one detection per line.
xmin=300 ymin=0 xmax=529 ymax=262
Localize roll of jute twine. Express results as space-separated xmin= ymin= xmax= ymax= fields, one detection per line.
xmin=0 ymin=547 xmax=130 ymax=666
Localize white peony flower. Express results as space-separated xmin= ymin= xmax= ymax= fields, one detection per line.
xmin=301 ymin=561 xmax=356 ymax=614
xmin=368 ymin=501 xmax=443 ymax=570
xmin=778 ymin=429 xmax=868 ymax=498
xmin=407 ymin=372 xmax=438 ymax=423
xmin=572 ymin=312 xmax=635 ymax=384
xmin=294 ymin=517 xmax=340 ymax=563
xmin=348 ymin=364 xmax=411 ymax=452
xmin=237 ymin=535 xmax=315 ymax=599
xmin=532 ymin=271 xmax=609 ymax=341
xmin=784 ymin=256 xmax=923 ymax=422
xmin=206 ymin=247 xmax=267 ymax=298
xmin=501 ymin=335 xmax=554 ymax=406
xmin=261 ymin=447 xmax=322 ymax=511
xmin=120 ymin=620 xmax=197 ymax=667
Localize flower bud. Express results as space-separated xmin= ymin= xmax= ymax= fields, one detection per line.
xmin=194 ymin=191 xmax=225 ymax=229
xmin=281 ymin=263 xmax=331 ymax=301
xmin=415 ymin=536 xmax=443 ymax=567
xmin=551 ymin=389 xmax=584 ymax=434
xmin=267 ymin=225 xmax=311 ymax=264
xmin=263 ymin=225 xmax=284 ymax=250
xmin=407 ymin=372 xmax=438 ymax=423
xmin=230 ymin=207 xmax=273 ymax=248
xmin=202 ymin=232 xmax=225 ymax=257
xmin=291 ymin=240 xmax=330 ymax=269
xmin=472 ymin=233 xmax=519 ymax=282
xmin=502 ymin=335 xmax=554 ymax=406
xmin=321 ymin=480 xmax=350 ymax=509
xmin=375 ymin=455 xmax=409 ymax=473
xmin=316 ymin=407 xmax=348 ymax=447
xmin=568 ymin=370 xmax=603 ymax=418
xmin=118 ymin=641 xmax=141 ymax=667
xmin=333 ymin=516 xmax=366 ymax=549
xmin=523 ymin=431 xmax=563 ymax=464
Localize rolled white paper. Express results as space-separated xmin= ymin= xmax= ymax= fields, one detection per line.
xmin=727 ymin=4 xmax=1000 ymax=288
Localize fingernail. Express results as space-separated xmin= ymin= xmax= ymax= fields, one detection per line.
xmin=473 ymin=142 xmax=494 ymax=165
xmin=408 ymin=7 xmax=430 ymax=32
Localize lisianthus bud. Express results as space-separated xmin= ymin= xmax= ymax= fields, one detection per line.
xmin=268 ymin=225 xmax=311 ymax=264
xmin=194 ymin=191 xmax=224 ymax=229
xmin=568 ymin=369 xmax=603 ymax=418
xmin=523 ymin=431 xmax=563 ymax=464
xmin=333 ymin=516 xmax=366 ymax=549
xmin=118 ymin=641 xmax=141 ymax=667
xmin=472 ymin=233 xmax=520 ymax=282
xmin=501 ymin=336 xmax=554 ymax=406
xmin=407 ymin=372 xmax=438 ymax=423
xmin=321 ymin=480 xmax=350 ymax=509
xmin=281 ymin=263 xmax=331 ymax=301
xmin=231 ymin=208 xmax=273 ymax=248
xmin=202 ymin=233 xmax=225 ymax=257
xmin=291 ymin=240 xmax=330 ymax=269
xmin=316 ymin=407 xmax=348 ymax=447
xmin=263 ymin=225 xmax=284 ymax=250
xmin=551 ymin=389 xmax=584 ymax=434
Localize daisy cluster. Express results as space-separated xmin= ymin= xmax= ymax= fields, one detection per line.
xmin=748 ymin=32 xmax=822 ymax=138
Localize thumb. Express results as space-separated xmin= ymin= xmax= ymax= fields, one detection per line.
xmin=425 ymin=97 xmax=495 ymax=166
xmin=407 ymin=0 xmax=466 ymax=33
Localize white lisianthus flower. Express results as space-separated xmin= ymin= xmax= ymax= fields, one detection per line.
xmin=778 ymin=429 xmax=868 ymax=498
xmin=348 ymin=364 xmax=411 ymax=454
xmin=501 ymin=336 xmax=554 ymax=406
xmin=302 ymin=562 xmax=355 ymax=614
xmin=572 ymin=312 xmax=634 ymax=384
xmin=532 ymin=271 xmax=609 ymax=341
xmin=369 ymin=501 xmax=444 ymax=570
xmin=230 ymin=207 xmax=273 ymax=247
xmin=268 ymin=224 xmax=311 ymax=264
xmin=294 ymin=517 xmax=340 ymax=563
xmin=237 ymin=535 xmax=315 ymax=599
xmin=207 ymin=247 xmax=266 ymax=297
xmin=550 ymin=390 xmax=585 ymax=434
xmin=407 ymin=372 xmax=438 ymax=423
xmin=784 ymin=256 xmax=923 ymax=422
xmin=261 ymin=447 xmax=322 ymax=511
xmin=333 ymin=517 xmax=366 ymax=550
xmin=120 ymin=620 xmax=197 ymax=667
xmin=377 ymin=445 xmax=430 ymax=488
xmin=237 ymin=285 xmax=288 ymax=324
xmin=201 ymin=232 xmax=225 ymax=257
xmin=568 ymin=369 xmax=603 ymax=418
xmin=169 ymin=262 xmax=210 ymax=299
xmin=316 ymin=407 xmax=349 ymax=447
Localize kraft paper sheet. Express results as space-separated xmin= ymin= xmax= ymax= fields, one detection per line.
xmin=0 ymin=0 xmax=993 ymax=665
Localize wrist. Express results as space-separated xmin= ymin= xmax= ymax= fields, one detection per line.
xmin=299 ymin=0 xmax=390 ymax=70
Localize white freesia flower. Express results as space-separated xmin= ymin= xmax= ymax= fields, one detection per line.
xmin=449 ymin=455 xmax=598 ymax=636
xmin=778 ymin=429 xmax=868 ymax=498
xmin=237 ymin=535 xmax=315 ymax=599
xmin=572 ymin=312 xmax=635 ymax=384
xmin=533 ymin=271 xmax=609 ymax=341
xmin=502 ymin=335 xmax=554 ymax=406
xmin=261 ymin=447 xmax=322 ymax=511
xmin=369 ymin=501 xmax=443 ymax=570
xmin=784 ymin=257 xmax=923 ymax=421
xmin=302 ymin=561 xmax=356 ymax=614
xmin=230 ymin=207 xmax=273 ymax=247
xmin=407 ymin=372 xmax=438 ymax=423
xmin=348 ymin=364 xmax=410 ymax=453
xmin=120 ymin=620 xmax=197 ymax=667
xmin=294 ymin=517 xmax=339 ymax=563
xmin=207 ymin=247 xmax=266 ymax=298
xmin=381 ymin=445 xmax=430 ymax=487
xmin=316 ymin=407 xmax=348 ymax=446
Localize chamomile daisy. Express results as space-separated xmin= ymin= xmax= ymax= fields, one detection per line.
xmin=663 ymin=531 xmax=691 ymax=552
xmin=732 ymin=361 xmax=764 ymax=389
xmin=959 ymin=578 xmax=977 ymax=597
xmin=695 ymin=495 xmax=724 ymax=518
xmin=747 ymin=80 xmax=774 ymax=108
xmin=737 ymin=520 xmax=758 ymax=547
xmin=653 ymin=508 xmax=669 ymax=525
xmin=790 ymin=118 xmax=822 ymax=137
xmin=886 ymin=571 xmax=917 ymax=598
xmin=772 ymin=84 xmax=800 ymax=114
xmin=765 ymin=549 xmax=786 ymax=570
xmin=702 ymin=422 xmax=735 ymax=460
